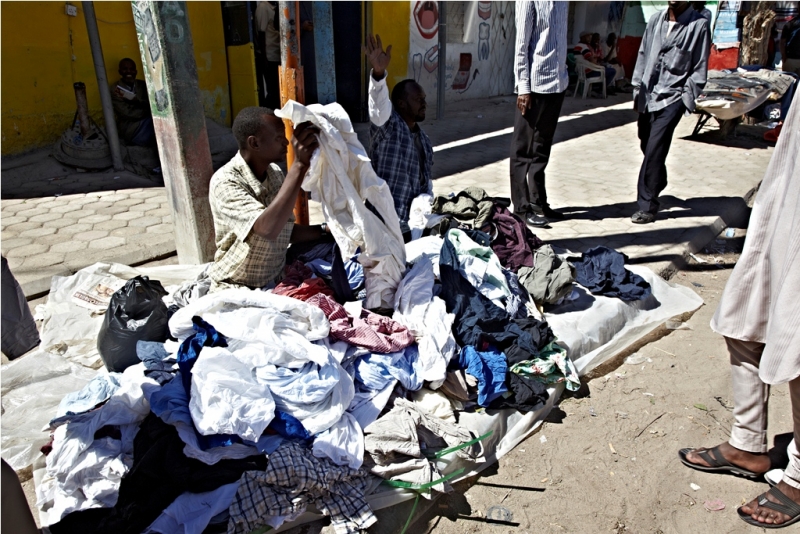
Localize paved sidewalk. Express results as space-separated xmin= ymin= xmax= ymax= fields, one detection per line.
xmin=1 ymin=94 xmax=774 ymax=297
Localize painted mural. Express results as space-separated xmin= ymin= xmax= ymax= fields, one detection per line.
xmin=407 ymin=0 xmax=515 ymax=102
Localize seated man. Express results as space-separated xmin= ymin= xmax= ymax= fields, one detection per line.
xmin=363 ymin=34 xmax=433 ymax=240
xmin=574 ymin=32 xmax=617 ymax=95
xmin=111 ymin=58 xmax=156 ymax=147
xmin=208 ymin=106 xmax=327 ymax=292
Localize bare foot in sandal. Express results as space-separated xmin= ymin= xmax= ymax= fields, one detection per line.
xmin=681 ymin=442 xmax=770 ymax=477
xmin=739 ymin=481 xmax=800 ymax=527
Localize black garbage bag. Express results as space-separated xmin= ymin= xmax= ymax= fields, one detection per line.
xmin=97 ymin=276 xmax=169 ymax=372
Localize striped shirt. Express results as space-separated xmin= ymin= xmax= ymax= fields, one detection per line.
xmin=514 ymin=1 xmax=569 ymax=94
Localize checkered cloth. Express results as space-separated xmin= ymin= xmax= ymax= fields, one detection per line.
xmin=208 ymin=152 xmax=294 ymax=289
xmin=227 ymin=441 xmax=377 ymax=534
xmin=368 ymin=109 xmax=433 ymax=232
xmin=306 ymin=293 xmax=415 ymax=353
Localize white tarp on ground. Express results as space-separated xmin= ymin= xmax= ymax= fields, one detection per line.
xmin=1 ymin=261 xmax=702 ymax=525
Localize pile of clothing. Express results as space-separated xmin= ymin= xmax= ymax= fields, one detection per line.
xmin=35 ymin=202 xmax=653 ymax=531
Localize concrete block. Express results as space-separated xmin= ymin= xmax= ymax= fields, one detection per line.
xmin=50 ymin=204 xmax=82 ymax=214
xmin=80 ymin=214 xmax=112 ymax=225
xmin=21 ymin=252 xmax=65 ymax=269
xmin=72 ymin=230 xmax=110 ymax=242
xmin=57 ymin=223 xmax=94 ymax=236
xmin=38 ymin=233 xmax=74 ymax=246
xmin=49 ymin=240 xmax=88 ymax=253
xmin=5 ymin=222 xmax=40 ymax=233
xmin=1 ymin=215 xmax=28 ymax=226
xmin=129 ymin=190 xmax=163 ymax=199
xmin=5 ymin=243 xmax=49 ymax=258
xmin=93 ymin=219 xmax=128 ymax=231
xmin=110 ymin=227 xmax=141 ymax=237
xmin=15 ymin=207 xmax=49 ymax=218
xmin=88 ymin=236 xmax=127 ymax=249
xmin=0 ymin=237 xmax=33 ymax=252
xmin=116 ymin=198 xmax=146 ymax=207
xmin=113 ymin=212 xmax=144 ymax=221
xmin=145 ymin=207 xmax=172 ymax=218
xmin=127 ymin=216 xmax=162 ymax=228
xmin=27 ymin=212 xmax=64 ymax=224
xmin=95 ymin=206 xmax=132 ymax=216
xmin=80 ymin=201 xmax=114 ymax=211
xmin=18 ymin=227 xmax=57 ymax=239
xmin=146 ymin=223 xmax=174 ymax=234
xmin=43 ymin=217 xmax=80 ymax=229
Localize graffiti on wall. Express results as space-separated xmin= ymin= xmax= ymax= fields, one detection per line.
xmin=408 ymin=1 xmax=514 ymax=101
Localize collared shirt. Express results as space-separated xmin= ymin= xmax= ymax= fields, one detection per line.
xmin=631 ymin=7 xmax=710 ymax=114
xmin=514 ymin=1 xmax=568 ymax=95
xmin=110 ymin=79 xmax=151 ymax=143
xmin=367 ymin=71 xmax=433 ymax=233
xmin=254 ymin=1 xmax=281 ymax=62
xmin=208 ymin=152 xmax=294 ymax=289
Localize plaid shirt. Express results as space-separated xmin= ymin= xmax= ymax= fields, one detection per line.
xmin=208 ymin=152 xmax=294 ymax=289
xmin=227 ymin=441 xmax=376 ymax=534
xmin=368 ymin=75 xmax=433 ymax=232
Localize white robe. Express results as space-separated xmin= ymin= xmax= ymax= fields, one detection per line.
xmin=711 ymin=96 xmax=800 ymax=384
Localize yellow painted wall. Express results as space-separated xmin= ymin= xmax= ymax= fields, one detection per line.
xmin=370 ymin=1 xmax=411 ymax=93
xmin=1 ymin=1 xmax=231 ymax=156
xmin=226 ymin=44 xmax=260 ymax=120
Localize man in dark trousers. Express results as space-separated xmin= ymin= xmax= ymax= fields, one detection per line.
xmin=630 ymin=1 xmax=709 ymax=224
xmin=509 ymin=1 xmax=569 ymax=228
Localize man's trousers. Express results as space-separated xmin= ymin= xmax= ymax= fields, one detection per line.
xmin=509 ymin=91 xmax=565 ymax=217
xmin=636 ymin=99 xmax=684 ymax=214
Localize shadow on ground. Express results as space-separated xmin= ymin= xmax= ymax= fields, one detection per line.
xmin=545 ymin=195 xmax=751 ymax=259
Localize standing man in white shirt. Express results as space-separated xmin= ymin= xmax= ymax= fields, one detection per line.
xmin=509 ymin=1 xmax=569 ymax=228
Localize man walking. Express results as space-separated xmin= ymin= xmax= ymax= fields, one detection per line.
xmin=630 ymin=1 xmax=709 ymax=224
xmin=509 ymin=1 xmax=569 ymax=228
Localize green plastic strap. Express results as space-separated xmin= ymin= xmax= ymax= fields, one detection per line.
xmin=398 ymin=493 xmax=421 ymax=534
xmin=432 ymin=430 xmax=493 ymax=459
xmin=382 ymin=467 xmax=466 ymax=490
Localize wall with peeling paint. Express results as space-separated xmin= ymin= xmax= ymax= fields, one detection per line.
xmin=1 ymin=1 xmax=231 ymax=156
xmin=406 ymin=1 xmax=516 ymax=104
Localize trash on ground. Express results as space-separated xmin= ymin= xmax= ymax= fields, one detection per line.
xmin=625 ymin=353 xmax=647 ymax=365
xmin=690 ymin=483 xmax=701 ymax=491
xmin=704 ymin=499 xmax=726 ymax=512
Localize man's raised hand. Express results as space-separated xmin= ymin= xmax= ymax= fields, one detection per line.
xmin=363 ymin=34 xmax=392 ymax=80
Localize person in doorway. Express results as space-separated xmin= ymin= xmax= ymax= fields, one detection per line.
xmin=630 ymin=1 xmax=709 ymax=224
xmin=255 ymin=1 xmax=282 ymax=109
xmin=780 ymin=15 xmax=800 ymax=75
xmin=601 ymin=33 xmax=630 ymax=90
xmin=111 ymin=58 xmax=155 ymax=147
xmin=510 ymin=1 xmax=569 ymax=228
xmin=574 ymin=31 xmax=617 ymax=96
xmin=207 ymin=107 xmax=330 ymax=292
xmin=679 ymin=96 xmax=800 ymax=529
xmin=363 ymin=33 xmax=433 ymax=240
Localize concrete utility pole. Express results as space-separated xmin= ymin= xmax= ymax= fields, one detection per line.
xmin=278 ymin=0 xmax=309 ymax=225
xmin=83 ymin=1 xmax=124 ymax=171
xmin=131 ymin=0 xmax=215 ymax=263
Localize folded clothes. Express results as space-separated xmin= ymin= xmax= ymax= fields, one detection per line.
xmin=570 ymin=246 xmax=652 ymax=301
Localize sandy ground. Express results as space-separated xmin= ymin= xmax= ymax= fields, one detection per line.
xmin=416 ymin=233 xmax=796 ymax=534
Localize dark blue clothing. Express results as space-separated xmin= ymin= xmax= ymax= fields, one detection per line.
xmin=570 ymin=246 xmax=652 ymax=301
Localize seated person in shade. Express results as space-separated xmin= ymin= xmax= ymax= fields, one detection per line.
xmin=600 ymin=33 xmax=631 ymax=90
xmin=208 ymin=106 xmax=330 ymax=292
xmin=363 ymin=34 xmax=433 ymax=241
xmin=574 ymin=31 xmax=617 ymax=95
xmin=110 ymin=58 xmax=156 ymax=147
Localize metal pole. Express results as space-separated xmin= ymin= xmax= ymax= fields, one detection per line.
xmin=437 ymin=1 xmax=446 ymax=120
xmin=278 ymin=0 xmax=309 ymax=225
xmin=82 ymin=1 xmax=124 ymax=171
xmin=312 ymin=1 xmax=336 ymax=105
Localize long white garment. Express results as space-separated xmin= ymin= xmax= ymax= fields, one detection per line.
xmin=392 ymin=256 xmax=456 ymax=386
xmin=711 ymin=95 xmax=800 ymax=384
xmin=36 ymin=367 xmax=156 ymax=525
xmin=276 ymin=101 xmax=406 ymax=309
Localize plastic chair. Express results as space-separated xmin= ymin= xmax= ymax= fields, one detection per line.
xmin=573 ymin=56 xmax=606 ymax=99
